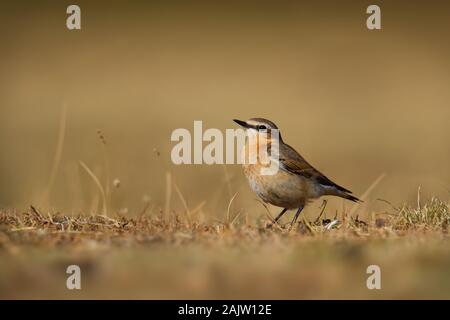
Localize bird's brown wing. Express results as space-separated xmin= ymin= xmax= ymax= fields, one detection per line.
xmin=278 ymin=143 xmax=352 ymax=194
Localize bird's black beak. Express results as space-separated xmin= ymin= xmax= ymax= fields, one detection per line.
xmin=233 ymin=119 xmax=250 ymax=128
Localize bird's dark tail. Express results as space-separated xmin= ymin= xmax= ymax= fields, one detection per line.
xmin=341 ymin=192 xmax=362 ymax=203
xmin=321 ymin=183 xmax=362 ymax=203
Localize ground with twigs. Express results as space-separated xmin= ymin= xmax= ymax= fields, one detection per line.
xmin=0 ymin=197 xmax=449 ymax=299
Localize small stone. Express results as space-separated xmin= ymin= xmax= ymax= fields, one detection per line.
xmin=375 ymin=218 xmax=386 ymax=228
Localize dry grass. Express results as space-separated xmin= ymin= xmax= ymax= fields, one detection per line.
xmin=0 ymin=198 xmax=449 ymax=299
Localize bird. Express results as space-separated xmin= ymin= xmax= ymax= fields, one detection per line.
xmin=233 ymin=118 xmax=361 ymax=227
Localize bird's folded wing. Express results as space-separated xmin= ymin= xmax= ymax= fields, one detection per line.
xmin=278 ymin=143 xmax=352 ymax=194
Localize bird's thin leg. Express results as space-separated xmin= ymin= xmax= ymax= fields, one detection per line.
xmin=290 ymin=205 xmax=305 ymax=228
xmin=274 ymin=208 xmax=288 ymax=223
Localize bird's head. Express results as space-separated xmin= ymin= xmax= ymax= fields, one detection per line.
xmin=233 ymin=118 xmax=281 ymax=146
xmin=233 ymin=118 xmax=279 ymax=133
xmin=233 ymin=118 xmax=279 ymax=130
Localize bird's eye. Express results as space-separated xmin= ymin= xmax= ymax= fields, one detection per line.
xmin=257 ymin=125 xmax=267 ymax=130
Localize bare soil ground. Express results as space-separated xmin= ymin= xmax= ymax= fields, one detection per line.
xmin=1 ymin=198 xmax=449 ymax=299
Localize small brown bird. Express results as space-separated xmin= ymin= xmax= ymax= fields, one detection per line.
xmin=234 ymin=118 xmax=360 ymax=226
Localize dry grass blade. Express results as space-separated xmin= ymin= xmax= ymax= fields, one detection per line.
xmin=230 ymin=209 xmax=243 ymax=226
xmin=376 ymin=198 xmax=399 ymax=211
xmin=30 ymin=205 xmax=44 ymax=221
xmin=79 ymin=161 xmax=107 ymax=216
xmin=314 ymin=200 xmax=328 ymax=224
xmin=41 ymin=103 xmax=67 ymax=204
xmin=173 ymin=180 xmax=191 ymax=225
xmin=349 ymin=172 xmax=386 ymax=216
xmin=226 ymin=192 xmax=239 ymax=224
xmin=222 ymin=164 xmax=233 ymax=201
xmin=190 ymin=201 xmax=206 ymax=215
xmin=97 ymin=129 xmax=111 ymax=214
xmin=417 ymin=186 xmax=421 ymax=210
xmin=164 ymin=171 xmax=172 ymax=219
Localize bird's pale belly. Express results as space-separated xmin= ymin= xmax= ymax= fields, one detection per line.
xmin=243 ymin=163 xmax=321 ymax=209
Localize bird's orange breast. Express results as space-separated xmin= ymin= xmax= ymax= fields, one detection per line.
xmin=241 ymin=137 xmax=321 ymax=208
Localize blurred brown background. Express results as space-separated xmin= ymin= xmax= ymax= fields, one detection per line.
xmin=1 ymin=0 xmax=449 ymax=219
